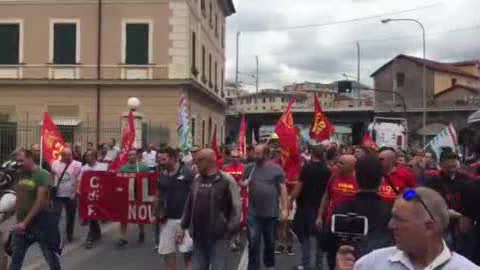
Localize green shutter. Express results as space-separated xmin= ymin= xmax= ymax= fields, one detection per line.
xmin=126 ymin=24 xmax=149 ymax=65
xmin=0 ymin=24 xmax=19 ymax=64
xmin=54 ymin=24 xmax=76 ymax=64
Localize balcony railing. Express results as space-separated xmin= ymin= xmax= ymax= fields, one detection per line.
xmin=0 ymin=64 xmax=169 ymax=80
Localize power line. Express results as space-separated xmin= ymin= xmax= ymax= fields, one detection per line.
xmin=240 ymin=25 xmax=480 ymax=57
xmin=238 ymin=2 xmax=441 ymax=32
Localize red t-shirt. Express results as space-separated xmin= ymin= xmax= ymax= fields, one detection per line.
xmin=325 ymin=173 xmax=358 ymax=224
xmin=378 ymin=166 xmax=416 ymax=203
xmin=223 ymin=162 xmax=248 ymax=227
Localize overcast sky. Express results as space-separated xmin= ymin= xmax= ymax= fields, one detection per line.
xmin=225 ymin=0 xmax=480 ymax=91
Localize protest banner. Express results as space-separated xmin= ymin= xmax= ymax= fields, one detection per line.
xmin=79 ymin=171 xmax=158 ymax=224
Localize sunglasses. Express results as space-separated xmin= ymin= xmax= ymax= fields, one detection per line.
xmin=403 ymin=189 xmax=435 ymax=222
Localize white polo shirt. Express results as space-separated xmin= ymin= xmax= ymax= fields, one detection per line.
xmin=354 ymin=242 xmax=479 ymax=270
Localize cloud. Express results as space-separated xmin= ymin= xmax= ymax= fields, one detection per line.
xmin=226 ymin=0 xmax=480 ymax=91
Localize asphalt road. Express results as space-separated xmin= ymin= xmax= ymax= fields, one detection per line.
xmin=20 ymin=223 xmax=312 ymax=270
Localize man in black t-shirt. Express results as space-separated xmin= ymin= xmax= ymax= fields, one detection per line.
xmin=290 ymin=145 xmax=331 ymax=270
xmin=156 ymin=147 xmax=194 ymax=270
xmin=426 ymin=152 xmax=476 ymax=260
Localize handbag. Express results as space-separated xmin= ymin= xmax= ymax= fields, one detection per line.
xmin=50 ymin=162 xmax=71 ymax=200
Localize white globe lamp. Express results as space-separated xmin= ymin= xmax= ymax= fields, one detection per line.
xmin=127 ymin=97 xmax=141 ymax=111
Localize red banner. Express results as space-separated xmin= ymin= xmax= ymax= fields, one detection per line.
xmin=275 ymin=99 xmax=301 ymax=182
xmin=79 ymin=171 xmax=158 ymax=224
xmin=41 ymin=112 xmax=66 ymax=165
xmin=362 ymin=132 xmax=378 ymax=150
xmin=109 ymin=111 xmax=135 ymax=171
xmin=309 ymin=94 xmax=335 ymax=142
xmin=211 ymin=126 xmax=223 ymax=168
xmin=237 ymin=114 xmax=247 ymax=159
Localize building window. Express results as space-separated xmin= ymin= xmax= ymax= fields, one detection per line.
xmin=208 ymin=117 xmax=212 ymax=143
xmin=396 ymin=72 xmax=405 ymax=88
xmin=191 ymin=118 xmax=196 ymax=144
xmin=281 ymin=97 xmax=286 ymax=102
xmin=209 ymin=2 xmax=213 ymax=27
xmin=201 ymin=0 xmax=206 ymax=17
xmin=221 ymin=24 xmax=225 ymax=49
xmin=208 ymin=53 xmax=212 ymax=88
xmin=262 ymin=106 xmax=266 ymax=110
xmin=201 ymin=120 xmax=206 ymax=147
xmin=262 ymin=97 xmax=266 ymax=103
xmin=123 ymin=22 xmax=151 ymax=65
xmin=214 ymin=14 xmax=218 ymax=37
xmin=201 ymin=45 xmax=206 ymax=82
xmin=214 ymin=61 xmax=218 ymax=92
xmin=221 ymin=68 xmax=224 ymax=92
xmin=51 ymin=22 xmax=78 ymax=64
xmin=0 ymin=23 xmax=20 ymax=64
xmin=451 ymin=78 xmax=457 ymax=86
xmin=191 ymin=31 xmax=198 ymax=76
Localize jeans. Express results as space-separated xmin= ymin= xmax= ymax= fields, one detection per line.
xmin=10 ymin=211 xmax=61 ymax=270
xmin=87 ymin=221 xmax=101 ymax=241
xmin=53 ymin=197 xmax=77 ymax=241
xmin=192 ymin=239 xmax=228 ymax=270
xmin=294 ymin=207 xmax=322 ymax=270
xmin=247 ymin=215 xmax=277 ymax=270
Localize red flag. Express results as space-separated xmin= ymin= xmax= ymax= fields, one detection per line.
xmin=237 ymin=114 xmax=247 ymax=159
xmin=41 ymin=112 xmax=66 ymax=165
xmin=275 ymin=99 xmax=301 ymax=182
xmin=309 ymin=94 xmax=335 ymax=142
xmin=362 ymin=132 xmax=378 ymax=150
xmin=211 ymin=126 xmax=223 ymax=168
xmin=109 ymin=111 xmax=135 ymax=171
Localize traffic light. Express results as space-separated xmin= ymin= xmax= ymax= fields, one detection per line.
xmin=338 ymin=81 xmax=353 ymax=94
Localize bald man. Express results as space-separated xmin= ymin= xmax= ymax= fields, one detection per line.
xmin=378 ymin=148 xmax=416 ymax=204
xmin=336 ymin=187 xmax=478 ymax=270
xmin=30 ymin=143 xmax=52 ymax=172
xmin=316 ymin=154 xmax=358 ymax=269
xmin=180 ymin=149 xmax=240 ymax=270
xmin=51 ymin=147 xmax=82 ymax=242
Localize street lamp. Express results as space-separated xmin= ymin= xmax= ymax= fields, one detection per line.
xmin=381 ymin=18 xmax=427 ymax=146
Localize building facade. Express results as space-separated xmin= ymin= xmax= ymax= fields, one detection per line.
xmin=230 ymin=89 xmax=308 ymax=114
xmin=0 ymin=0 xmax=235 ymax=155
xmin=371 ymin=54 xmax=480 ymax=144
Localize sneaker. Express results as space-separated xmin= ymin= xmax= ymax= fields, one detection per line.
xmin=295 ymin=266 xmax=304 ymax=270
xmin=230 ymin=242 xmax=240 ymax=252
xmin=287 ymin=246 xmax=295 ymax=256
xmin=116 ymin=239 xmax=128 ymax=248
xmin=85 ymin=239 xmax=94 ymax=250
xmin=138 ymin=233 xmax=145 ymax=244
xmin=275 ymin=245 xmax=284 ymax=254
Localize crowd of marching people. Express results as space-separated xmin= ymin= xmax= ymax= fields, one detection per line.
xmin=3 ymin=137 xmax=480 ymax=270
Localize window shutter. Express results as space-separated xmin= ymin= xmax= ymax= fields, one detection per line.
xmin=126 ymin=24 xmax=149 ymax=65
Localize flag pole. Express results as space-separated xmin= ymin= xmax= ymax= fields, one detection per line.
xmin=39 ymin=136 xmax=43 ymax=169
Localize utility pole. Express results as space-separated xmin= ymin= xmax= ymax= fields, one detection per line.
xmin=235 ymin=31 xmax=240 ymax=90
xmin=255 ymin=56 xmax=259 ymax=93
xmin=356 ymin=41 xmax=360 ymax=82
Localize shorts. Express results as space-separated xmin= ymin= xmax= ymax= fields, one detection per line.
xmin=158 ymin=219 xmax=193 ymax=255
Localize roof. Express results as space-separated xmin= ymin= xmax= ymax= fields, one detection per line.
xmin=450 ymin=60 xmax=480 ymax=66
xmin=434 ymin=84 xmax=480 ymax=98
xmin=370 ymin=54 xmax=480 ymax=79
